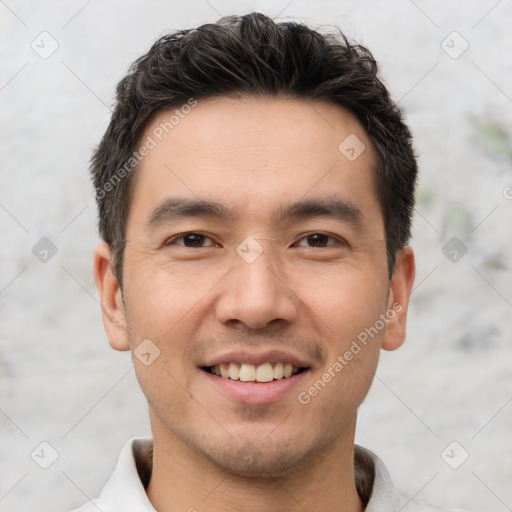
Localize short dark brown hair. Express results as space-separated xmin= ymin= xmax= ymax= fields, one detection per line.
xmin=91 ymin=12 xmax=417 ymax=283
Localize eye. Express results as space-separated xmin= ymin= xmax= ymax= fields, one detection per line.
xmin=166 ymin=232 xmax=218 ymax=248
xmin=294 ymin=233 xmax=343 ymax=248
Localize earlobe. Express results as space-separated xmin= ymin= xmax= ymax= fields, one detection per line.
xmin=93 ymin=243 xmax=130 ymax=351
xmin=381 ymin=246 xmax=415 ymax=352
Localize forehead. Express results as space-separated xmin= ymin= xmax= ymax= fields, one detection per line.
xmin=127 ymin=96 xmax=382 ymax=235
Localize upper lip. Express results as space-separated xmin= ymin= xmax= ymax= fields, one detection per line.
xmin=201 ymin=349 xmax=312 ymax=369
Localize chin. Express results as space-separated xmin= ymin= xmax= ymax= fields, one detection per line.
xmin=205 ymin=444 xmax=305 ymax=478
xmin=196 ymin=430 xmax=334 ymax=479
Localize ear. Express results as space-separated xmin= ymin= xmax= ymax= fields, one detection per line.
xmin=381 ymin=246 xmax=415 ymax=351
xmin=93 ymin=243 xmax=130 ymax=351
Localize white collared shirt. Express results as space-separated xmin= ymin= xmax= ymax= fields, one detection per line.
xmin=70 ymin=438 xmax=463 ymax=512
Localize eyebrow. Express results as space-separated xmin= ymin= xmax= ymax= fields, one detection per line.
xmin=271 ymin=197 xmax=363 ymax=229
xmin=145 ymin=196 xmax=364 ymax=231
xmin=146 ymin=197 xmax=234 ymax=230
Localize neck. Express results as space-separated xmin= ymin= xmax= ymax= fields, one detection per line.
xmin=146 ymin=417 xmax=364 ymax=512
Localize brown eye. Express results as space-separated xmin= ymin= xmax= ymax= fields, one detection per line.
xmin=166 ymin=232 xmax=216 ymax=248
xmin=296 ymin=233 xmax=337 ymax=248
xmin=182 ymin=233 xmax=207 ymax=247
xmin=305 ymin=233 xmax=331 ymax=247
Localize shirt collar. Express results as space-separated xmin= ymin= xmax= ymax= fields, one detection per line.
xmin=96 ymin=438 xmax=156 ymax=511
xmin=92 ymin=437 xmax=400 ymax=511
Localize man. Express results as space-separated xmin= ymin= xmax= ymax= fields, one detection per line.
xmin=74 ymin=12 xmax=462 ymax=512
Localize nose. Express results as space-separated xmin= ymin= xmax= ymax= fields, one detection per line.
xmin=214 ymin=247 xmax=299 ymax=330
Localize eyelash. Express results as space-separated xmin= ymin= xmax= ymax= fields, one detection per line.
xmin=165 ymin=232 xmax=347 ymax=249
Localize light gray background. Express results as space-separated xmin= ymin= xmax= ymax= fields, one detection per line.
xmin=1 ymin=1 xmax=511 ymax=511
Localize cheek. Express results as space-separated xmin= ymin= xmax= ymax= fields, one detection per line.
xmin=123 ymin=270 xmax=197 ymax=421
xmin=123 ymin=256 xmax=223 ymax=334
xmin=122 ymin=258 xmax=223 ymax=389
xmin=301 ymin=270 xmax=387 ymax=409
xmin=293 ymin=265 xmax=388 ymax=344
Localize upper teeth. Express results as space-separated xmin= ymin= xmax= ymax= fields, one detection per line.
xmin=212 ymin=362 xmax=300 ymax=382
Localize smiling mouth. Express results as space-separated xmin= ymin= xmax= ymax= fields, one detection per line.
xmin=202 ymin=362 xmax=308 ymax=383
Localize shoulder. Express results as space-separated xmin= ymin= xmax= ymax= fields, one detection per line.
xmin=68 ymin=503 xmax=101 ymax=512
xmin=356 ymin=445 xmax=467 ymax=512
xmin=64 ymin=437 xmax=154 ymax=512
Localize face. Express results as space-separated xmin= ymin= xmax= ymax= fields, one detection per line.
xmin=95 ymin=96 xmax=414 ymax=477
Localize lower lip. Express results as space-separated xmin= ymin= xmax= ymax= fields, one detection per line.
xmin=201 ymin=369 xmax=309 ymax=405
